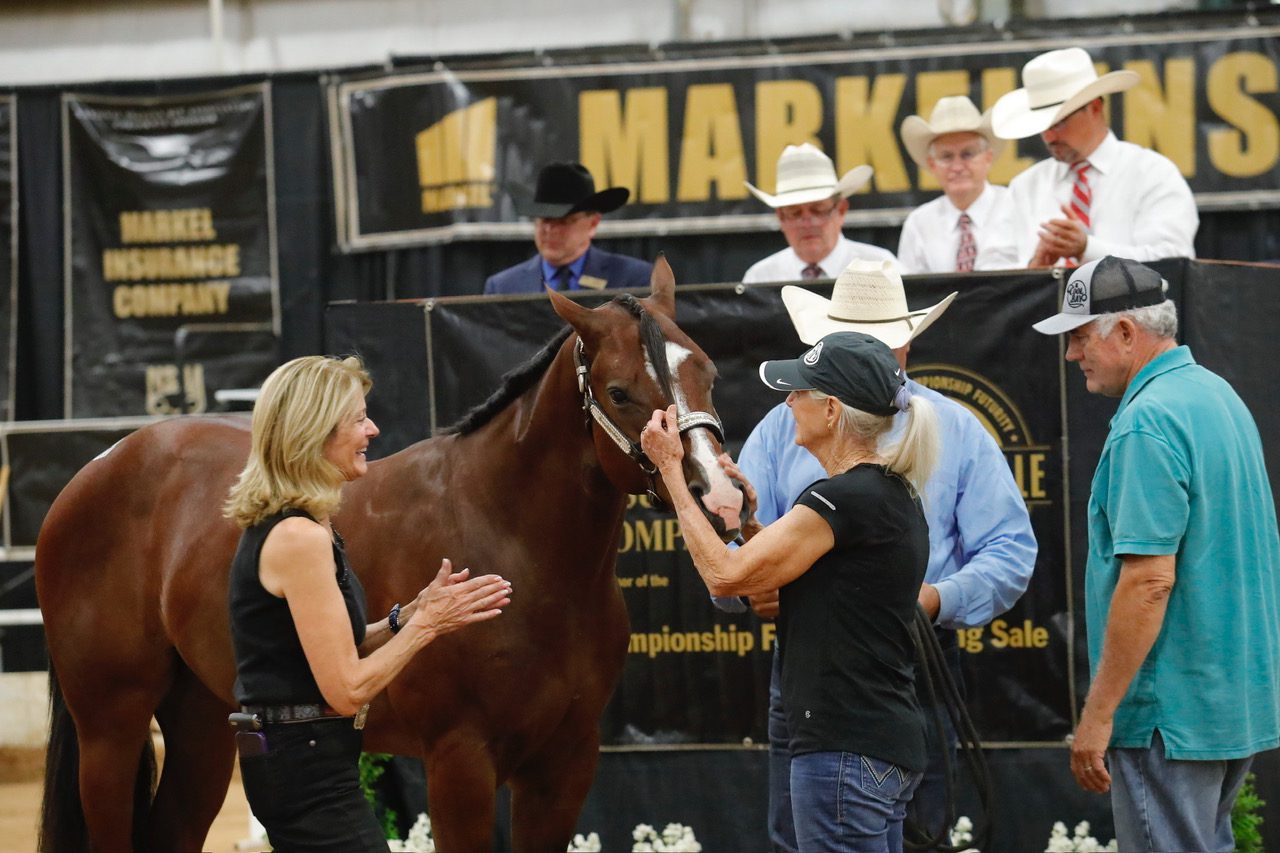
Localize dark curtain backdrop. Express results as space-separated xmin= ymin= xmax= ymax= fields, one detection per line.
xmin=9 ymin=11 xmax=1280 ymax=421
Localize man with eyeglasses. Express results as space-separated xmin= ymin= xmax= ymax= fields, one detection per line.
xmin=992 ymin=47 xmax=1197 ymax=268
xmin=483 ymin=161 xmax=652 ymax=295
xmin=897 ymin=96 xmax=1019 ymax=274
xmin=742 ymin=144 xmax=896 ymax=284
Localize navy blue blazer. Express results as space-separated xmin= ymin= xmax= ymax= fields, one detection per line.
xmin=483 ymin=247 xmax=653 ymax=295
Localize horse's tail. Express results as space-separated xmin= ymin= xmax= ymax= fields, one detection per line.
xmin=39 ymin=663 xmax=86 ymax=852
xmin=38 ymin=664 xmax=158 ymax=852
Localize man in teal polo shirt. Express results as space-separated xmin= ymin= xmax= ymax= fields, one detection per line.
xmin=1034 ymin=255 xmax=1280 ymax=853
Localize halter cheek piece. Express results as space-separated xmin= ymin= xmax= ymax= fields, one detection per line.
xmin=573 ymin=338 xmax=724 ymax=509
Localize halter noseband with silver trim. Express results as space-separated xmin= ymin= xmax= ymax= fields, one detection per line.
xmin=573 ymin=337 xmax=723 ymax=506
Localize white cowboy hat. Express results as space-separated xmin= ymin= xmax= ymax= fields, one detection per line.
xmin=900 ymin=96 xmax=1006 ymax=168
xmin=781 ymin=259 xmax=958 ymax=349
xmin=744 ymin=143 xmax=874 ymax=208
xmin=992 ymin=47 xmax=1139 ymax=140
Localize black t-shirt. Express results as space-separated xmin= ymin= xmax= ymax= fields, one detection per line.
xmin=778 ymin=464 xmax=929 ymax=771
xmin=229 ymin=508 xmax=368 ymax=706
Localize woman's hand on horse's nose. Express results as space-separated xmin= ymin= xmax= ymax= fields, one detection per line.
xmin=641 ymin=405 xmax=683 ymax=471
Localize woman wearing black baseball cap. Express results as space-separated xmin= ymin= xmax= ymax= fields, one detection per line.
xmin=641 ymin=331 xmax=939 ymax=853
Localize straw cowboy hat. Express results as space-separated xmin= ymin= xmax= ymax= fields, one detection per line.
xmin=516 ymin=162 xmax=630 ymax=218
xmin=900 ymin=96 xmax=1006 ymax=168
xmin=992 ymin=47 xmax=1139 ymax=140
xmin=781 ymin=259 xmax=958 ymax=349
xmin=744 ymin=143 xmax=873 ymax=208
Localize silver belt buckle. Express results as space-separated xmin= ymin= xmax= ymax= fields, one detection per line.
xmin=353 ymin=703 xmax=369 ymax=730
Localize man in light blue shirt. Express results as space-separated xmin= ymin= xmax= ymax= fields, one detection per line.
xmin=1033 ymin=255 xmax=1280 ymax=853
xmin=722 ymin=259 xmax=1037 ymax=851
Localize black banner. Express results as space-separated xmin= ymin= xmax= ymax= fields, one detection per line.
xmin=333 ymin=24 xmax=1280 ymax=249
xmin=63 ymin=85 xmax=280 ymax=417
xmin=332 ymin=272 xmax=1070 ymax=744
xmin=0 ymin=96 xmax=15 ymax=422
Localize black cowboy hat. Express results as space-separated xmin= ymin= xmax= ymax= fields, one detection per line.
xmin=516 ymin=162 xmax=630 ymax=218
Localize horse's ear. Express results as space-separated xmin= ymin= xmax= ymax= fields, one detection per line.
xmin=646 ymin=254 xmax=676 ymax=319
xmin=546 ymin=285 xmax=609 ymax=340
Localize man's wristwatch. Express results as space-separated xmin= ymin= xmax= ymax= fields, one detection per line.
xmin=388 ymin=603 xmax=403 ymax=634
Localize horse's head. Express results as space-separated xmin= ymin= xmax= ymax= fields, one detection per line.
xmin=547 ymin=257 xmax=745 ymax=542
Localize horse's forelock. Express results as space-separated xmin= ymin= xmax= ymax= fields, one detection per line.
xmin=612 ymin=294 xmax=674 ymax=403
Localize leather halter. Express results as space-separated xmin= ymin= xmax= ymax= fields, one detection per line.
xmin=573 ymin=337 xmax=724 ymax=506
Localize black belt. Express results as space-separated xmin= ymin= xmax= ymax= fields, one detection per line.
xmin=240 ymin=702 xmax=369 ymax=729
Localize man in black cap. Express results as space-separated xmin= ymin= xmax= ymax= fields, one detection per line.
xmin=1033 ymin=255 xmax=1280 ymax=853
xmin=483 ymin=162 xmax=652 ymax=295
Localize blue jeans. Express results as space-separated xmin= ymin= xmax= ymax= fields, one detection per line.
xmin=768 ymin=645 xmax=957 ymax=853
xmin=1108 ymin=729 xmax=1254 ymax=853
xmin=790 ymin=750 xmax=922 ymax=853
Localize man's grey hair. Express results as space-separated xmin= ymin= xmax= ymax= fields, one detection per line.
xmin=1093 ymin=299 xmax=1178 ymax=341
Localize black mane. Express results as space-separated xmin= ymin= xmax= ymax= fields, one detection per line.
xmin=441 ymin=294 xmax=672 ymax=437
xmin=442 ymin=325 xmax=573 ymax=436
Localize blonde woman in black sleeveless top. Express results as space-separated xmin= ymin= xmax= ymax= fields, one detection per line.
xmin=225 ymin=355 xmax=512 ymax=852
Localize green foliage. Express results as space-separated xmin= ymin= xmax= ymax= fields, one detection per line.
xmin=1231 ymin=772 xmax=1265 ymax=853
xmin=358 ymin=751 xmax=401 ymax=840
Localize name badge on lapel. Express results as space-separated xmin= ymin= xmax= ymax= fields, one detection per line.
xmin=578 ymin=275 xmax=608 ymax=291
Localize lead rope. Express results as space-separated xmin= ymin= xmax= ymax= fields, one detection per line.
xmin=904 ymin=605 xmax=995 ymax=852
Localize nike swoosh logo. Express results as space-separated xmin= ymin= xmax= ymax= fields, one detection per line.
xmin=774 ymin=379 xmax=791 ymax=386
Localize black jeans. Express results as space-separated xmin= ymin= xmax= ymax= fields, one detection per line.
xmin=238 ymin=717 xmax=388 ymax=852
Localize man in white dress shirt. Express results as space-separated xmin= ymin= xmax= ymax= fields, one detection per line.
xmin=742 ymin=144 xmax=896 ymax=283
xmin=992 ymin=47 xmax=1198 ymax=267
xmin=897 ymin=96 xmax=1019 ymax=274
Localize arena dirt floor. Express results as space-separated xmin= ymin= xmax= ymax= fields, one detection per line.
xmin=0 ymin=743 xmax=266 ymax=853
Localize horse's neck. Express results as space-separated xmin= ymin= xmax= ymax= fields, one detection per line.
xmin=477 ymin=339 xmax=628 ymax=524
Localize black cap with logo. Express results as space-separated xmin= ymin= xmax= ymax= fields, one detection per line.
xmin=1032 ymin=255 xmax=1169 ymax=335
xmin=759 ymin=331 xmax=906 ymax=416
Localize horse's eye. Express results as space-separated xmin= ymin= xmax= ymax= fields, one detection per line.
xmin=608 ymin=388 xmax=629 ymax=405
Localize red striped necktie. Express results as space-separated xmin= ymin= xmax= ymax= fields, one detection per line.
xmin=955 ymin=213 xmax=976 ymax=273
xmin=1069 ymin=161 xmax=1092 ymax=231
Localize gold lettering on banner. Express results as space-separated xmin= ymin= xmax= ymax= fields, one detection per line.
xmin=618 ymin=517 xmax=686 ymax=553
xmin=754 ymin=80 xmax=824 ymax=194
xmin=1124 ymin=58 xmax=1196 ymax=176
xmin=1207 ymin=52 xmax=1280 ymax=178
xmin=144 ymin=363 xmax=206 ymax=415
xmin=580 ymin=88 xmax=671 ymax=204
xmin=627 ymin=624 xmax=758 ymax=658
xmin=913 ymin=70 xmax=971 ymax=191
xmin=761 ymin=621 xmax=777 ymax=652
xmin=834 ymin=74 xmax=908 ymax=192
xmin=102 ymin=244 xmax=242 ymax=281
xmin=913 ymin=364 xmax=1052 ymax=505
xmin=954 ymin=619 xmax=1050 ymax=654
xmin=106 ymin=211 xmax=239 ymax=319
xmin=119 ymin=208 xmax=217 ymax=243
xmin=676 ymin=84 xmax=748 ymax=202
xmin=980 ymin=66 xmax=1033 ymax=185
xmin=415 ymin=97 xmax=497 ymax=213
xmin=113 ymin=282 xmax=232 ymax=319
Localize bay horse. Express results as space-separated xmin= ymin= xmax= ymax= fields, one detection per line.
xmin=36 ymin=259 xmax=744 ymax=852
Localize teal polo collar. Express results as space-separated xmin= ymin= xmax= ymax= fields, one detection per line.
xmin=1113 ymin=344 xmax=1194 ymax=424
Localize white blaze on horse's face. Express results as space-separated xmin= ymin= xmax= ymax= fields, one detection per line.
xmin=648 ymin=341 xmax=745 ymax=532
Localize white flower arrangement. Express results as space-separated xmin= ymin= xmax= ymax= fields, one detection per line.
xmin=949 ymin=814 xmax=980 ymax=852
xmin=631 ymin=822 xmax=703 ymax=852
xmin=386 ymin=813 xmax=601 ymax=852
xmin=387 ymin=812 xmax=434 ymax=853
xmin=1045 ymin=820 xmax=1118 ymax=853
xmin=569 ymin=831 xmax=603 ymax=852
